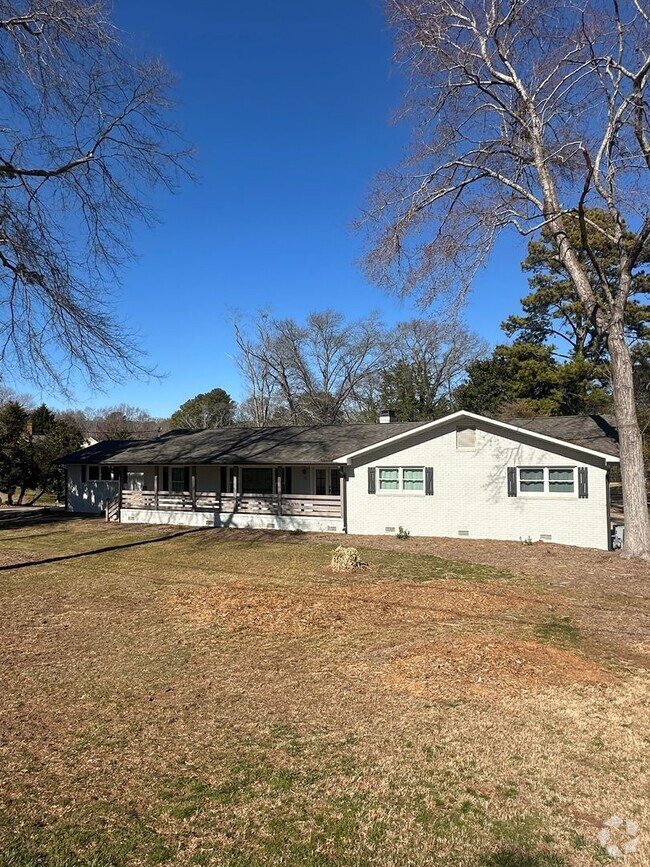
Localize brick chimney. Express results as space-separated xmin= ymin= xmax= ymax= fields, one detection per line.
xmin=379 ymin=409 xmax=395 ymax=424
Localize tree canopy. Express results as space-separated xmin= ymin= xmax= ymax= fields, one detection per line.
xmin=503 ymin=211 xmax=649 ymax=366
xmin=170 ymin=389 xmax=236 ymax=430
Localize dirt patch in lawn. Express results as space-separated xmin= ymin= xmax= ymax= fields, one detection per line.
xmin=370 ymin=634 xmax=609 ymax=699
xmin=173 ymin=579 xmax=546 ymax=634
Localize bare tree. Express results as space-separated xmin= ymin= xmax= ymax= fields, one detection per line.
xmin=234 ymin=310 xmax=387 ymax=425
xmin=383 ymin=316 xmax=487 ymax=419
xmin=0 ymin=1 xmax=190 ymax=393
xmin=233 ymin=317 xmax=281 ymax=427
xmin=362 ymin=0 xmax=650 ymax=558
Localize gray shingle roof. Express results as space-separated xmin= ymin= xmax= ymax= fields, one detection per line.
xmin=58 ymin=423 xmax=424 ymax=466
xmin=58 ymin=414 xmax=619 ymax=466
xmin=503 ymin=415 xmax=619 ymax=457
xmin=58 ymin=439 xmax=140 ymax=464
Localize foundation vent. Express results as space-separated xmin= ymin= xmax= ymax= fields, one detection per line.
xmin=540 ymin=534 xmax=552 ymax=541
xmin=458 ymin=529 xmax=469 ymax=536
xmin=385 ymin=526 xmax=396 ymax=534
xmin=266 ymin=523 xmax=275 ymax=529
xmin=327 ymin=525 xmax=337 ymax=532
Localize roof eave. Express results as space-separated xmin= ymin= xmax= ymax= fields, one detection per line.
xmin=332 ymin=410 xmax=619 ymax=464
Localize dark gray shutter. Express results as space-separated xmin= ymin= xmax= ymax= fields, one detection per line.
xmin=162 ymin=466 xmax=169 ymax=491
xmin=425 ymin=466 xmax=434 ymax=495
xmin=507 ymin=467 xmax=518 ymax=497
xmin=368 ymin=467 xmax=376 ymax=494
xmin=285 ymin=467 xmax=292 ymax=494
xmin=578 ymin=467 xmax=589 ymax=498
xmin=81 ymin=464 xmax=87 ymax=483
xmin=220 ymin=466 xmax=227 ymax=492
xmin=184 ymin=466 xmax=191 ymax=491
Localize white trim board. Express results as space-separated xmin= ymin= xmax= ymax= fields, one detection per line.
xmin=332 ymin=411 xmax=620 ymax=464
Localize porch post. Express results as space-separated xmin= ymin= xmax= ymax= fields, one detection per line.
xmin=154 ymin=469 xmax=159 ymax=510
xmin=340 ymin=468 xmax=347 ymax=532
xmin=233 ymin=470 xmax=238 ymax=512
xmin=191 ymin=466 xmax=197 ymax=511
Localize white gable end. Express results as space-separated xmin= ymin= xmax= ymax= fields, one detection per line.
xmin=344 ymin=421 xmax=610 ymax=549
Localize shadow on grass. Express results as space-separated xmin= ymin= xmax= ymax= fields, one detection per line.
xmin=475 ymin=848 xmax=570 ymax=867
xmin=0 ymin=526 xmax=209 ymax=572
xmin=0 ymin=508 xmax=83 ymax=530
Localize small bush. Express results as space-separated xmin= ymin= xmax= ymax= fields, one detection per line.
xmin=330 ymin=546 xmax=367 ymax=572
xmin=396 ymin=526 xmax=410 ymax=540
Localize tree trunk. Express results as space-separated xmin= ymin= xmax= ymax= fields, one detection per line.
xmin=608 ymin=321 xmax=650 ymax=559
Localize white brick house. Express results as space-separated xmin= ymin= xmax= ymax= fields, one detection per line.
xmin=59 ymin=411 xmax=619 ymax=550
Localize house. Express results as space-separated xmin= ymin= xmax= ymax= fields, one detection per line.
xmin=58 ymin=410 xmax=620 ymax=550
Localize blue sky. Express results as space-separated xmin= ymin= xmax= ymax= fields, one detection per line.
xmin=42 ymin=0 xmax=529 ymax=415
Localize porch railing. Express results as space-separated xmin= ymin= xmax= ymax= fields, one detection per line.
xmin=120 ymin=490 xmax=342 ymax=518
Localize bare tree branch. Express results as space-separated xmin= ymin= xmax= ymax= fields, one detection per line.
xmin=0 ymin=0 xmax=192 ymax=394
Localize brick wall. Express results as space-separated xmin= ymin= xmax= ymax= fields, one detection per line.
xmin=345 ymin=420 xmax=611 ymax=550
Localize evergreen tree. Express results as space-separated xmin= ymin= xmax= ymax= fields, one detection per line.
xmin=170 ymin=389 xmax=236 ymax=429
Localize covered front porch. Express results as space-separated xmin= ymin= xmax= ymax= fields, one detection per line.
xmin=106 ymin=462 xmax=345 ymax=530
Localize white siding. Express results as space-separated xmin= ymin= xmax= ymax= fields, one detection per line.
xmin=345 ymin=422 xmax=611 ymax=550
xmin=290 ymin=466 xmax=312 ymax=494
xmin=197 ymin=465 xmax=220 ymax=492
xmin=66 ymin=466 xmax=118 ymax=513
xmin=120 ymin=508 xmax=343 ymax=534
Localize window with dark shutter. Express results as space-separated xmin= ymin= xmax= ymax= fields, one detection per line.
xmin=425 ymin=467 xmax=434 ymax=495
xmin=578 ymin=467 xmax=589 ymax=498
xmin=507 ymin=467 xmax=518 ymax=497
xmin=368 ymin=467 xmax=376 ymax=494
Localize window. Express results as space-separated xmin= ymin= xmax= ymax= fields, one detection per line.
xmin=87 ymin=465 xmax=112 ymax=481
xmin=519 ymin=468 xmax=544 ymax=493
xmin=518 ymin=467 xmax=575 ymax=495
xmin=379 ymin=468 xmax=399 ymax=491
xmin=315 ymin=468 xmax=327 ymax=495
xmin=549 ymin=468 xmax=575 ymax=494
xmin=315 ymin=467 xmax=341 ymax=496
xmin=241 ymin=467 xmax=274 ymax=494
xmin=378 ymin=467 xmax=424 ymax=493
xmin=171 ymin=467 xmax=187 ymax=492
xmin=402 ymin=468 xmax=424 ymax=491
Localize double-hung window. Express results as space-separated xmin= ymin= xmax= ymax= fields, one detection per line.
xmin=518 ymin=467 xmax=575 ymax=495
xmin=171 ymin=467 xmax=187 ymax=492
xmin=378 ymin=467 xmax=424 ymax=493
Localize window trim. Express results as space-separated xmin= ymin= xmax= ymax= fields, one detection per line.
xmin=517 ymin=466 xmax=576 ymax=497
xmin=377 ymin=466 xmax=425 ymax=494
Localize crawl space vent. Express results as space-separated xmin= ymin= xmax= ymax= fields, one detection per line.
xmin=540 ymin=534 xmax=552 ymax=541
xmin=327 ymin=525 xmax=337 ymax=532
xmin=385 ymin=526 xmax=396 ymax=534
xmin=458 ymin=529 xmax=469 ymax=537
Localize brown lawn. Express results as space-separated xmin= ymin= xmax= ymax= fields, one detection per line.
xmin=0 ymin=515 xmax=648 ymax=866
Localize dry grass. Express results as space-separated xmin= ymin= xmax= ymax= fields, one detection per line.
xmin=0 ymin=517 xmax=648 ymax=866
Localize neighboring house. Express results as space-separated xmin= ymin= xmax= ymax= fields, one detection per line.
xmin=58 ymin=410 xmax=620 ymax=550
